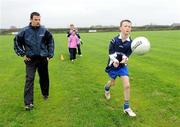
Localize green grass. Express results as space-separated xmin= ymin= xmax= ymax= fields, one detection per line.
xmin=0 ymin=30 xmax=179 ymax=127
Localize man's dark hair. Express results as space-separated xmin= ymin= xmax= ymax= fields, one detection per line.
xmin=120 ymin=19 xmax=132 ymax=27
xmin=30 ymin=12 xmax=40 ymax=19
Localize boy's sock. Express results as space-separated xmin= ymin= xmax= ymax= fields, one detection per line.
xmin=124 ymin=100 xmax=129 ymax=109
xmin=104 ymin=84 xmax=110 ymax=91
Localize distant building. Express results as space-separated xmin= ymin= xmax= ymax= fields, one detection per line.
xmin=11 ymin=32 xmax=18 ymax=35
xmin=171 ymin=23 xmax=180 ymax=26
xmin=88 ymin=30 xmax=97 ymax=33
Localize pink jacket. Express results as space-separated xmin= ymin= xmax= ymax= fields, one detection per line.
xmin=68 ymin=35 xmax=79 ymax=48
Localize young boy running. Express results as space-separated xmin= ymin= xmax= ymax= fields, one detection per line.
xmin=104 ymin=20 xmax=136 ymax=117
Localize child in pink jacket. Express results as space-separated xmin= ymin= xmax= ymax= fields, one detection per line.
xmin=68 ymin=29 xmax=79 ymax=61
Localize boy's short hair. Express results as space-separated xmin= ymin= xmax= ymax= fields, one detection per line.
xmin=120 ymin=19 xmax=132 ymax=27
xmin=30 ymin=12 xmax=40 ymax=19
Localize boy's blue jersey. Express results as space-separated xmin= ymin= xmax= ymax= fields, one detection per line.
xmin=105 ymin=34 xmax=132 ymax=72
xmin=109 ymin=35 xmax=132 ymax=57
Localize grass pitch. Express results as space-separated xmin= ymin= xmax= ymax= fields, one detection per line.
xmin=0 ymin=30 xmax=179 ymax=127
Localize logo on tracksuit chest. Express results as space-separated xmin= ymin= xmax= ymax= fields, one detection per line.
xmin=39 ymin=34 xmax=44 ymax=37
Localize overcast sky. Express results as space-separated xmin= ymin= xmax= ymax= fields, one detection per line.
xmin=0 ymin=0 xmax=180 ymax=28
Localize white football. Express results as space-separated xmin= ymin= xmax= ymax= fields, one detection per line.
xmin=131 ymin=36 xmax=150 ymax=55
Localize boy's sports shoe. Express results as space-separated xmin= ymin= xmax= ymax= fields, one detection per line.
xmin=124 ymin=108 xmax=136 ymax=117
xmin=104 ymin=90 xmax=111 ymax=100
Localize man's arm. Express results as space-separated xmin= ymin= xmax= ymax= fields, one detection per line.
xmin=14 ymin=30 xmax=25 ymax=57
xmin=45 ymin=30 xmax=54 ymax=59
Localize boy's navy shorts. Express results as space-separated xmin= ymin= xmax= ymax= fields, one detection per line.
xmin=108 ymin=66 xmax=128 ymax=79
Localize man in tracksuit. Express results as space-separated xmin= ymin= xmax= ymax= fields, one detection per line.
xmin=14 ymin=12 xmax=54 ymax=110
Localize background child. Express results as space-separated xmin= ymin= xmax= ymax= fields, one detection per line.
xmin=67 ymin=24 xmax=82 ymax=56
xmin=68 ymin=29 xmax=79 ymax=61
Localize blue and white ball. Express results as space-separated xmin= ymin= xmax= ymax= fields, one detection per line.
xmin=131 ymin=36 xmax=151 ymax=55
